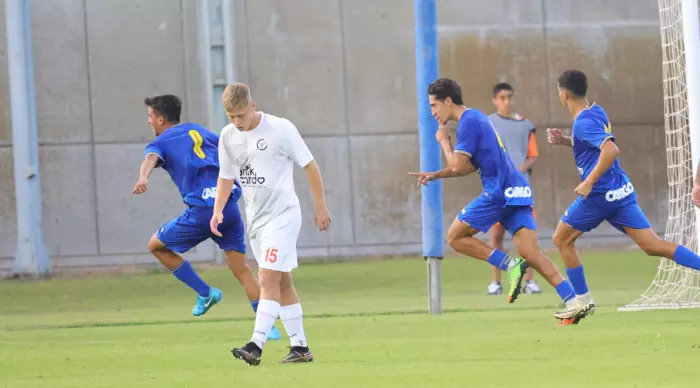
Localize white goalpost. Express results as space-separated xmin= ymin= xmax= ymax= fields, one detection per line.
xmin=619 ymin=0 xmax=700 ymax=311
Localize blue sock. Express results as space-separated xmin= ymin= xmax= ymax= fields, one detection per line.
xmin=486 ymin=250 xmax=511 ymax=271
xmin=565 ymin=265 xmax=589 ymax=295
xmin=555 ymin=280 xmax=576 ymax=303
xmin=172 ymin=261 xmax=211 ymax=297
xmin=673 ymin=245 xmax=700 ymax=270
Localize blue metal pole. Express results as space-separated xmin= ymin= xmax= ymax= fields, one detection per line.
xmin=6 ymin=0 xmax=51 ymax=276
xmin=414 ymin=0 xmax=443 ymax=314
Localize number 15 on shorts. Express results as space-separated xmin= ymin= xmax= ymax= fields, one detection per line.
xmin=265 ymin=248 xmax=278 ymax=263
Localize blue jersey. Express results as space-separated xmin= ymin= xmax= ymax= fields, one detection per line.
xmin=144 ymin=122 xmax=241 ymax=207
xmin=454 ymin=109 xmax=532 ymax=207
xmin=572 ymin=104 xmax=633 ymax=199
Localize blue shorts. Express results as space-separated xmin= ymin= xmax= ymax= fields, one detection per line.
xmin=157 ymin=200 xmax=245 ymax=254
xmin=458 ymin=194 xmax=536 ymax=236
xmin=561 ymin=195 xmax=651 ymax=233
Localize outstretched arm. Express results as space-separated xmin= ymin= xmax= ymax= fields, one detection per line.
xmin=132 ymin=153 xmax=160 ymax=194
xmin=410 ymin=121 xmax=478 ymax=185
xmin=410 ymin=152 xmax=477 ymax=185
xmin=441 ymin=151 xmax=477 ymax=177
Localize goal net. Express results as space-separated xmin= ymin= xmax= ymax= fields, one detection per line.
xmin=619 ymin=0 xmax=700 ymax=311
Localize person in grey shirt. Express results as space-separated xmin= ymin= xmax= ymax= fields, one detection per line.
xmin=487 ymin=83 xmax=542 ymax=296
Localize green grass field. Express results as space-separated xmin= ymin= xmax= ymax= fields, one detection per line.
xmin=1 ymin=251 xmax=699 ymax=387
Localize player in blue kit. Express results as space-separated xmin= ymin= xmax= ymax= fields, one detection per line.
xmin=410 ymin=78 xmax=577 ymax=307
xmin=548 ymin=69 xmax=700 ymax=324
xmin=132 ymin=94 xmax=280 ymax=339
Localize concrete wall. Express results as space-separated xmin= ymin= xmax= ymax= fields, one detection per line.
xmin=0 ymin=0 xmax=669 ymax=273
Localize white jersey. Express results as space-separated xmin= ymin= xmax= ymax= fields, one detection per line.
xmin=218 ymin=112 xmax=313 ymax=237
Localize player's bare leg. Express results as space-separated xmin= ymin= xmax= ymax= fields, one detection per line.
xmin=511 ymin=228 xmax=574 ymax=307
xmin=488 ymin=224 xmax=505 ymax=295
xmin=224 ymin=250 xmax=260 ymax=301
xmin=148 ymin=235 xmax=184 ymax=270
xmin=625 ymin=227 xmax=682 ymax=258
xmin=552 ymin=222 xmax=584 ymax=268
xmin=447 ymin=218 xmax=529 ymax=303
xmin=448 ymin=218 xmax=495 ymax=259
xmin=278 ymin=272 xmax=313 ymax=364
xmin=148 ymin=235 xmax=221 ymax=316
xmin=552 ymin=221 xmax=595 ymax=324
xmin=512 ymin=228 xmax=568 ymax=287
xmin=231 ymin=268 xmax=282 ymax=366
xmin=624 ymin=226 xmax=700 ymax=270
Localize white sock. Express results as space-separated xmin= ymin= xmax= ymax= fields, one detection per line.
xmin=280 ymin=303 xmax=307 ymax=348
xmin=250 ymin=299 xmax=280 ymax=349
xmin=577 ymin=293 xmax=592 ymax=303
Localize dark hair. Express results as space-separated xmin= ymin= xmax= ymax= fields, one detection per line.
xmin=428 ymin=78 xmax=464 ymax=105
xmin=492 ymin=82 xmax=513 ymax=96
xmin=557 ymin=70 xmax=588 ymax=98
xmin=144 ymin=95 xmax=182 ymax=123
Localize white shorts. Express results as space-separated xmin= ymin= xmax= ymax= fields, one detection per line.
xmin=250 ymin=206 xmax=302 ymax=272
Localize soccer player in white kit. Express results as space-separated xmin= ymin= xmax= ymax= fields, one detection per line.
xmin=210 ymin=83 xmax=331 ymax=366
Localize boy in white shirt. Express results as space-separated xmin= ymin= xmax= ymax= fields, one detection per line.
xmin=211 ymin=83 xmax=331 ymax=366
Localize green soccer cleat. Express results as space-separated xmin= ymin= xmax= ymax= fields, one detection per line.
xmin=506 ymin=258 xmax=529 ymax=304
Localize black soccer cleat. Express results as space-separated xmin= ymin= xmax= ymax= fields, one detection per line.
xmin=231 ymin=342 xmax=262 ymax=366
xmin=279 ymin=346 xmax=314 ymax=364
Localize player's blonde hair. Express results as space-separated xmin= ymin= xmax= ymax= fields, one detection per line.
xmin=222 ymin=82 xmax=252 ymax=111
